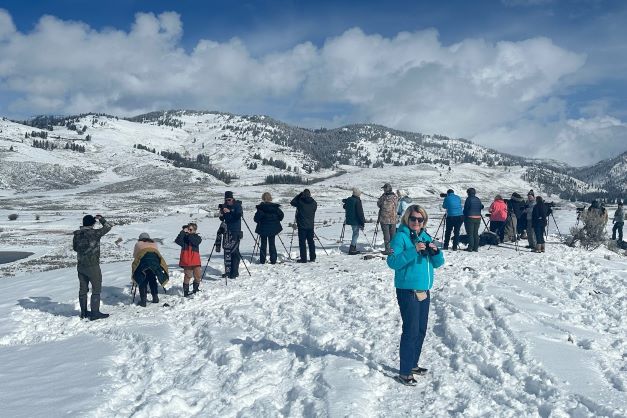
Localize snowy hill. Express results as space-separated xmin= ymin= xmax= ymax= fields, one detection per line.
xmin=568 ymin=151 xmax=627 ymax=200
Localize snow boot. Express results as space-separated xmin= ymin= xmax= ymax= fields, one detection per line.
xmin=138 ymin=285 xmax=147 ymax=307
xmin=411 ymin=366 xmax=428 ymax=376
xmin=183 ymin=283 xmax=190 ymax=297
xmin=348 ymin=245 xmax=360 ymax=255
xmin=89 ymin=295 xmax=109 ymax=321
xmin=79 ymin=295 xmax=90 ymax=319
xmin=541 ymin=244 xmax=546 ymax=253
xmin=396 ymin=374 xmax=418 ymax=386
xmin=192 ymin=281 xmax=200 ymax=294
xmin=149 ymin=280 xmax=159 ymax=303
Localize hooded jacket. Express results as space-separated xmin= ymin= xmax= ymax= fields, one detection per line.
xmin=489 ymin=199 xmax=508 ymax=222
xmin=387 ymin=224 xmax=445 ymax=291
xmin=463 ymin=194 xmax=484 ymax=218
xmin=220 ymin=200 xmax=243 ymax=233
xmin=175 ymin=231 xmax=202 ymax=267
xmin=507 ymin=194 xmax=525 ymax=219
xmin=72 ymin=217 xmax=113 ymax=266
xmin=343 ymin=195 xmax=366 ymax=227
xmin=254 ymin=202 xmax=284 ymax=236
xmin=377 ymin=191 xmax=399 ymax=224
xmin=132 ymin=247 xmax=169 ymax=287
xmin=397 ymin=196 xmax=413 ymax=217
xmin=291 ymin=193 xmax=317 ymax=229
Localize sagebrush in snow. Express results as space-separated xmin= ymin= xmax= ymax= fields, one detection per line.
xmin=568 ymin=211 xmax=606 ymax=249
xmin=8 ymin=213 xmax=18 ymax=221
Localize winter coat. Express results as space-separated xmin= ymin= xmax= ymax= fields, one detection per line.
xmin=175 ymin=231 xmax=202 ymax=268
xmin=442 ymin=193 xmax=463 ymax=217
xmin=132 ymin=247 xmax=169 ymax=287
xmin=220 ymin=200 xmax=243 ymax=233
xmin=387 ymin=224 xmax=445 ymax=291
xmin=291 ymin=194 xmax=317 ymax=229
xmin=525 ymin=200 xmax=536 ymax=221
xmin=377 ymin=192 xmax=399 ymax=225
xmin=343 ymin=195 xmax=366 ymax=227
xmin=397 ymin=196 xmax=413 ymax=217
xmin=254 ymin=202 xmax=284 ymax=236
xmin=489 ymin=199 xmax=508 ymax=222
xmin=614 ymin=207 xmax=625 ymax=224
xmin=507 ymin=195 xmax=525 ymax=219
xmin=72 ymin=217 xmax=113 ymax=266
xmin=463 ymin=196 xmax=484 ymax=218
xmin=133 ymin=240 xmax=159 ymax=259
xmin=531 ymin=202 xmax=547 ymax=228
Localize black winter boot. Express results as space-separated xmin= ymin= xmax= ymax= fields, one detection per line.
xmin=138 ymin=285 xmax=147 ymax=307
xmin=79 ymin=295 xmax=90 ymax=319
xmin=192 ymin=281 xmax=200 ymax=294
xmin=89 ymin=295 xmax=109 ymax=321
xmin=348 ymin=245 xmax=360 ymax=255
xmin=183 ymin=283 xmax=190 ymax=297
xmin=149 ymin=279 xmax=159 ymax=303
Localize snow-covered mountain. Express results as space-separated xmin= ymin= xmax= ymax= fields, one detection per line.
xmin=0 ymin=110 xmax=623 ymax=201
xmin=568 ymin=151 xmax=627 ymax=199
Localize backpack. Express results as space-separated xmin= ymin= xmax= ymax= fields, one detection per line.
xmin=479 ymin=231 xmax=499 ymax=246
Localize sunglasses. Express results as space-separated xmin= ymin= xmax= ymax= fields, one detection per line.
xmin=409 ymin=216 xmax=424 ymax=223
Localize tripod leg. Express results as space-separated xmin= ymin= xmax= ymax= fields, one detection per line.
xmin=277 ymin=234 xmax=292 ymax=260
xmin=250 ymin=234 xmax=260 ymax=263
xmin=313 ymin=232 xmax=329 ymax=255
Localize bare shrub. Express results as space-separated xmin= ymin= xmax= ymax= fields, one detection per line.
xmin=568 ymin=211 xmax=607 ymax=249
xmin=8 ymin=213 xmax=18 ymax=221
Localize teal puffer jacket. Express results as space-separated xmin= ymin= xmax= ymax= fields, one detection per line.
xmin=386 ymin=224 xmax=445 ymax=290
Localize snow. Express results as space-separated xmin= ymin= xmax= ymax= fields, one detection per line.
xmin=0 ymin=114 xmax=625 ymax=416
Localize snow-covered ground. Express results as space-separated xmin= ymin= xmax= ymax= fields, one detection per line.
xmin=0 ymin=180 xmax=625 ymax=417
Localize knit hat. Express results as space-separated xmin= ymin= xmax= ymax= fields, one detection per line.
xmin=82 ymin=215 xmax=96 ymax=226
xmin=138 ymin=232 xmax=151 ymax=240
xmin=495 ymin=194 xmax=502 ymax=200
xmin=467 ymin=187 xmax=476 ymax=196
xmin=382 ymin=183 xmax=392 ymax=192
xmin=447 ymin=189 xmax=454 ymax=194
xmin=527 ymin=189 xmax=535 ymax=197
xmin=225 ymin=191 xmax=234 ymax=199
xmin=352 ymin=187 xmax=361 ymax=197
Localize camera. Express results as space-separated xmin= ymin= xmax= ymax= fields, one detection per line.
xmin=439 ymin=193 xmax=447 ymax=198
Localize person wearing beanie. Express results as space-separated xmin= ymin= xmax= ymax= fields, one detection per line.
xmin=442 ymin=189 xmax=463 ymax=250
xmin=612 ymin=200 xmax=624 ymax=242
xmin=175 ymin=222 xmax=203 ymax=296
xmin=342 ymin=188 xmax=366 ymax=255
xmin=216 ymin=191 xmax=243 ymax=279
xmin=253 ymin=192 xmax=284 ymax=264
xmin=291 ymin=188 xmax=318 ymax=262
xmin=463 ymin=188 xmax=484 ymax=252
xmin=72 ymin=214 xmax=113 ymax=320
xmin=378 ymin=183 xmax=399 ymax=254
xmin=132 ymin=232 xmax=168 ymax=306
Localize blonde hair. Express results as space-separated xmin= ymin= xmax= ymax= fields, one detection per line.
xmin=400 ymin=204 xmax=429 ymax=227
xmin=261 ymin=192 xmax=272 ymax=202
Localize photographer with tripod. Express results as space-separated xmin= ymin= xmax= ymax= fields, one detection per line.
xmin=386 ymin=205 xmax=445 ymax=386
xmin=217 ymin=191 xmax=243 ymax=279
xmin=290 ymin=189 xmax=318 ymax=263
xmin=441 ymin=189 xmax=463 ymax=251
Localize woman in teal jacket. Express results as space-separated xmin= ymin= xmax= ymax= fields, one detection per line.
xmin=387 ymin=204 xmax=445 ymax=385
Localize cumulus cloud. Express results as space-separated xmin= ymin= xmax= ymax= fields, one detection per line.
xmin=0 ymin=9 xmax=624 ymax=165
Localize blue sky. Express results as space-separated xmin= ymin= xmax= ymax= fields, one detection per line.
xmin=0 ymin=0 xmax=625 ymax=165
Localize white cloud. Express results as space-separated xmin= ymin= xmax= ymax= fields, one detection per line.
xmin=0 ymin=10 xmax=623 ymax=165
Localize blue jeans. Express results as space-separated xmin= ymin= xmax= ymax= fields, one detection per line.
xmin=351 ymin=225 xmax=360 ymax=246
xmin=396 ymin=288 xmax=430 ymax=375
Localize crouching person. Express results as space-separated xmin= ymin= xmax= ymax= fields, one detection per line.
xmin=175 ymin=223 xmax=202 ymax=296
xmin=386 ymin=205 xmax=445 ymax=385
xmin=73 ymin=214 xmax=113 ymax=320
xmin=132 ymin=233 xmax=169 ymax=307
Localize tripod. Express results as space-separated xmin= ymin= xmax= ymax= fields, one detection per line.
xmin=546 ymin=210 xmax=563 ymax=241
xmin=434 ymin=216 xmax=446 ymax=242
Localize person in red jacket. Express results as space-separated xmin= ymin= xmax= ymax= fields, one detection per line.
xmin=175 ymin=222 xmax=202 ymax=296
xmin=488 ymin=195 xmax=508 ymax=243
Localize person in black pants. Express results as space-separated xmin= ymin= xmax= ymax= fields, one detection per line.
xmin=531 ymin=196 xmax=547 ymax=253
xmin=290 ymin=189 xmax=317 ymax=262
xmin=463 ymin=188 xmax=484 ymax=252
xmin=441 ymin=189 xmax=463 ymax=250
xmin=253 ymin=192 xmax=284 ymax=264
xmin=218 ymin=191 xmax=243 ymax=278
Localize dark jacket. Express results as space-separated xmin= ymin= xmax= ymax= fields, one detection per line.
xmin=531 ymin=202 xmax=547 ymax=228
xmin=343 ymin=195 xmax=366 ymax=227
xmin=175 ymin=231 xmax=202 ymax=267
xmin=132 ymin=249 xmax=169 ymax=287
xmin=72 ymin=217 xmax=113 ymax=266
xmin=463 ymin=195 xmax=484 ymax=217
xmin=220 ymin=200 xmax=243 ymax=233
xmin=254 ymin=202 xmax=284 ymax=236
xmin=507 ymin=194 xmax=525 ymax=219
xmin=291 ymin=193 xmax=317 ymax=229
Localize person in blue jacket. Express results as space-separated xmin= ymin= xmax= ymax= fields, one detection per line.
xmin=387 ymin=204 xmax=445 ymax=386
xmin=441 ymin=189 xmax=463 ymax=250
